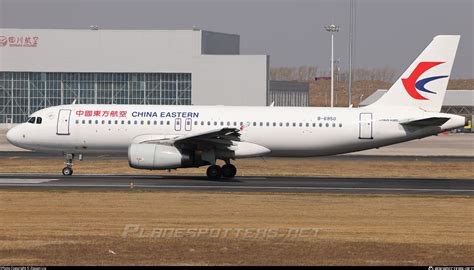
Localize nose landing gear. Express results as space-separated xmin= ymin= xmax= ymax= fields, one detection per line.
xmin=62 ymin=166 xmax=73 ymax=176
xmin=62 ymin=153 xmax=74 ymax=176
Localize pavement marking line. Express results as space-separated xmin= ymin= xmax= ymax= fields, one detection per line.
xmin=0 ymin=183 xmax=472 ymax=193
xmin=0 ymin=178 xmax=59 ymax=184
xmin=137 ymin=185 xmax=474 ymax=193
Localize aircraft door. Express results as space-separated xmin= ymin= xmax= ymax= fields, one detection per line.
xmin=359 ymin=113 xmax=373 ymax=139
xmin=57 ymin=109 xmax=72 ymax=135
xmin=175 ymin=118 xmax=182 ymax=131
xmin=185 ymin=118 xmax=192 ymax=131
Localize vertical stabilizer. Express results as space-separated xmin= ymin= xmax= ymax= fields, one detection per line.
xmin=369 ymin=35 xmax=460 ymax=112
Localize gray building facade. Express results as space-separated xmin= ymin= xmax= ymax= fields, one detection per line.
xmin=0 ymin=29 xmax=269 ymax=123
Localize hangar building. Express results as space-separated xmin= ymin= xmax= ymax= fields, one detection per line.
xmin=0 ymin=28 xmax=270 ymax=123
xmin=268 ymin=80 xmax=309 ymax=106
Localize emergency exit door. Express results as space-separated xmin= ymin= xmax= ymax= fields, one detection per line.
xmin=359 ymin=113 xmax=373 ymax=139
xmin=57 ymin=109 xmax=72 ymax=135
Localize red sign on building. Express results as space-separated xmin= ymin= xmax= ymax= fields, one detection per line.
xmin=0 ymin=36 xmax=39 ymax=47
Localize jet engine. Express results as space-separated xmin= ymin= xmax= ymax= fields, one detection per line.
xmin=128 ymin=144 xmax=205 ymax=170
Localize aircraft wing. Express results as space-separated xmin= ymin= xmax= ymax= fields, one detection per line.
xmin=140 ymin=128 xmax=242 ymax=150
xmin=400 ymin=117 xmax=450 ymax=127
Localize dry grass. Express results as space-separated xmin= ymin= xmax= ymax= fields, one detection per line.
xmin=0 ymin=158 xmax=472 ymax=179
xmin=0 ymin=190 xmax=473 ymax=265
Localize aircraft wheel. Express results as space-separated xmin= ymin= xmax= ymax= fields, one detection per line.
xmin=206 ymin=165 xmax=222 ymax=179
xmin=222 ymin=164 xmax=237 ymax=178
xmin=62 ymin=167 xmax=73 ymax=176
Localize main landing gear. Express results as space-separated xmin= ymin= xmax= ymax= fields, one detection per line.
xmin=206 ymin=161 xmax=237 ymax=180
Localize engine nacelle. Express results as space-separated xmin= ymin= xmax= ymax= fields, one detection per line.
xmin=128 ymin=144 xmax=201 ymax=170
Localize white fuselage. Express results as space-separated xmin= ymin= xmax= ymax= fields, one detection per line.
xmin=6 ymin=104 xmax=465 ymax=157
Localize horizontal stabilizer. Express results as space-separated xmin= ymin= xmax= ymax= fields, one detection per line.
xmin=400 ymin=117 xmax=450 ymax=127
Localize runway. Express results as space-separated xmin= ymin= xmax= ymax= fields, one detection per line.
xmin=0 ymin=174 xmax=473 ymax=195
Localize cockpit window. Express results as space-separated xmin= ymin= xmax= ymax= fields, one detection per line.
xmin=27 ymin=117 xmax=36 ymax=124
xmin=36 ymin=117 xmax=42 ymax=124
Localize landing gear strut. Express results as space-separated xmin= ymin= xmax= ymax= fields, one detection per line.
xmin=62 ymin=153 xmax=74 ymax=176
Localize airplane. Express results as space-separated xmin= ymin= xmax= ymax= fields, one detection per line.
xmin=6 ymin=35 xmax=466 ymax=179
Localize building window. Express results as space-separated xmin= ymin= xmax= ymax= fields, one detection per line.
xmin=0 ymin=71 xmax=191 ymax=123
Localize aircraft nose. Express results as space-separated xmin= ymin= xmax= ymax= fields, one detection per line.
xmin=6 ymin=126 xmax=22 ymax=147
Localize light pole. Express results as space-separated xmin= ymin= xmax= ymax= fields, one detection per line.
xmin=325 ymin=24 xmax=339 ymax=107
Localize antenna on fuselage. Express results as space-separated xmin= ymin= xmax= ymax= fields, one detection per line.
xmin=72 ymin=99 xmax=77 ymax=105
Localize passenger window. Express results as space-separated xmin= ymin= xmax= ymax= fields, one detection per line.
xmin=160 ymin=121 xmax=164 ymax=125
xmin=102 ymin=120 xmax=106 ymax=124
xmin=312 ymin=123 xmax=316 ymax=127
xmin=75 ymin=120 xmax=79 ymax=124
xmin=293 ymin=123 xmax=296 ymax=127
xmin=260 ymin=122 xmax=263 ymax=126
xmin=332 ymin=123 xmax=336 ymax=127
xmin=115 ymin=120 xmax=118 ymax=125
xmin=286 ymin=123 xmax=289 ymax=127
xmin=299 ymin=123 xmax=302 ymax=127
xmin=128 ymin=120 xmax=131 ymax=125
xmin=95 ymin=120 xmax=99 ymax=124
xmin=273 ymin=122 xmax=276 ymax=127
xmin=208 ymin=121 xmax=211 ymax=126
xmin=319 ymin=123 xmax=322 ymax=127
xmin=28 ymin=117 xmax=36 ymax=124
xmin=306 ymin=123 xmax=309 ymax=127
xmin=154 ymin=121 xmax=157 ymax=125
xmin=220 ymin=121 xmax=224 ymax=126
xmin=194 ymin=121 xmax=198 ymax=125
xmin=233 ymin=122 xmax=237 ymax=126
xmin=166 ymin=121 xmax=170 ymax=125
xmin=82 ymin=120 xmax=86 ymax=124
xmin=108 ymin=120 xmax=112 ymax=125
xmin=339 ymin=123 xmax=343 ymax=128
xmin=279 ymin=122 xmax=283 ymax=127
xmin=134 ymin=120 xmax=138 ymax=125
xmin=122 ymin=120 xmax=125 ymax=125
xmin=326 ymin=123 xmax=329 ymax=127
xmin=89 ymin=120 xmax=92 ymax=124
xmin=141 ymin=120 xmax=144 ymax=125
xmin=214 ymin=121 xmax=217 ymax=126
xmin=201 ymin=121 xmax=205 ymax=125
